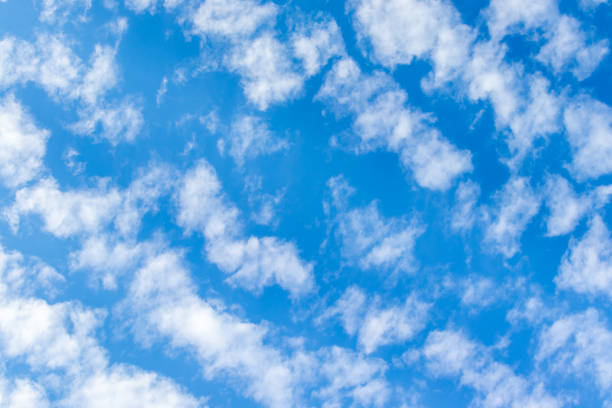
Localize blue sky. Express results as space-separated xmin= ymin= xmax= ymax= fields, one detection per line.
xmin=0 ymin=0 xmax=611 ymax=407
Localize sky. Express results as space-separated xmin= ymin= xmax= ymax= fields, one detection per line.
xmin=0 ymin=0 xmax=611 ymax=407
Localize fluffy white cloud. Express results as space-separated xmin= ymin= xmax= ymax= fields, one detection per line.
xmin=425 ymin=329 xmax=561 ymax=408
xmin=0 ymin=378 xmax=49 ymax=408
xmin=318 ymin=58 xmax=472 ymax=190
xmin=177 ymin=160 xmax=313 ymax=297
xmin=228 ymin=34 xmax=303 ymax=110
xmin=537 ymin=308 xmax=612 ymax=401
xmin=0 ymin=33 xmax=141 ymax=144
xmin=536 ymin=16 xmax=609 ymax=80
xmin=465 ymin=45 xmax=562 ymax=164
xmin=0 ymin=36 xmax=38 ymax=88
xmin=291 ymin=18 xmax=345 ymax=77
xmin=564 ymin=97 xmax=612 ymax=180
xmin=125 ymin=250 xmax=298 ymax=407
xmin=5 ymin=177 xmax=123 ymax=238
xmin=327 ymin=176 xmax=423 ymax=274
xmin=0 ymin=297 xmax=202 ymax=407
xmin=0 ymin=245 xmax=202 ymax=407
xmin=4 ymin=164 xmax=173 ymax=291
xmin=459 ymin=275 xmax=507 ymax=310
xmin=218 ymin=115 xmax=288 ymax=166
xmin=579 ymin=0 xmax=609 ymax=10
xmin=188 ymin=0 xmax=313 ymax=110
xmin=190 ymin=0 xmax=277 ymax=39
xmin=543 ymin=175 xmax=591 ymax=236
xmin=542 ymin=175 xmax=612 ymax=237
xmin=39 ymin=0 xmax=92 ymax=23
xmin=350 ymin=0 xmax=474 ymax=85
xmin=5 ymin=164 xmax=173 ymax=239
xmin=316 ymin=347 xmax=389 ymax=407
xmin=450 ymin=179 xmax=481 ymax=233
xmin=350 ymin=0 xmax=574 ymax=166
xmin=484 ymin=0 xmax=558 ymax=39
xmin=484 ymin=177 xmax=540 ymax=258
xmin=321 ymin=286 xmax=430 ymax=353
xmin=484 ymin=0 xmax=608 ymax=80
xmin=72 ymin=45 xmax=119 ymax=105
xmin=124 ymin=250 xmax=389 ymax=407
xmin=69 ymin=235 xmax=146 ymax=289
xmin=124 ymin=0 xmax=157 ymax=13
xmin=0 ymin=244 xmax=65 ymax=299
xmin=557 ymin=215 xmax=612 ymax=300
xmin=71 ymin=99 xmax=144 ymax=144
xmin=61 ymin=365 xmax=202 ymax=408
xmin=0 ymin=95 xmax=48 ymax=188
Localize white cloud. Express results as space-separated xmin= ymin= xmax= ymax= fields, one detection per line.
xmin=350 ymin=0 xmax=474 ymax=85
xmin=39 ymin=0 xmax=92 ymax=23
xmin=228 ymin=34 xmax=303 ymax=110
xmin=0 ymin=298 xmax=107 ymax=374
xmin=124 ymin=0 xmax=157 ymax=13
xmin=579 ymin=0 xmax=609 ymax=10
xmin=219 ymin=115 xmax=288 ymax=167
xmin=5 ymin=164 xmax=173 ymax=239
xmin=485 ymin=0 xmax=608 ymax=80
xmin=321 ymin=286 xmax=430 ymax=353
xmin=156 ymin=76 xmax=167 ymax=106
xmin=506 ymin=294 xmax=552 ymax=326
xmin=327 ymin=176 xmax=423 ymax=274
xmin=124 ymin=250 xmax=299 ymax=408
xmin=318 ymin=58 xmax=472 ymax=190
xmin=537 ymin=308 xmax=612 ymax=401
xmin=207 ymin=236 xmax=315 ymax=296
xmin=564 ymin=97 xmax=612 ymax=180
xmin=0 ymin=33 xmax=141 ymax=144
xmin=61 ymin=365 xmax=202 ymax=408
xmin=0 ymin=378 xmax=49 ymax=408
xmin=557 ymin=215 xmax=612 ymax=300
xmin=484 ymin=0 xmax=558 ymax=39
xmin=0 ymin=36 xmax=38 ymax=89
xmin=63 ymin=148 xmax=86 ymax=175
xmin=450 ymin=180 xmax=480 ymax=233
xmin=73 ymin=45 xmax=119 ymax=105
xmin=177 ymin=160 xmax=314 ymax=297
xmin=291 ymin=18 xmax=345 ymax=77
xmin=71 ymin=99 xmax=144 ymax=144
xmin=0 ymin=95 xmax=49 ymax=188
xmin=543 ymin=174 xmax=612 ymax=236
xmin=124 ymin=250 xmax=390 ymax=407
xmin=317 ymin=286 xmax=367 ymax=336
xmin=0 ymin=244 xmax=65 ymax=299
xmin=424 ymin=329 xmax=562 ymax=408
xmin=0 ymin=245 xmax=202 ymax=407
xmin=459 ymin=275 xmax=502 ymax=310
xmin=5 ymin=177 xmax=122 ymax=238
xmin=190 ymin=0 xmax=277 ymax=39
xmin=246 ymin=183 xmax=284 ymax=227
xmin=465 ymin=45 xmax=562 ymax=164
xmin=536 ymin=16 xmax=609 ymax=80
xmin=349 ymin=0 xmax=572 ymax=166
xmin=543 ymin=175 xmax=591 ymax=237
xmin=176 ymin=160 xmax=240 ymax=238
xmin=35 ymin=34 xmax=83 ymax=98
xmin=484 ymin=177 xmax=541 ymax=258
xmin=316 ymin=347 xmax=389 ymax=407
xmin=0 ymin=293 xmax=201 ymax=407
xmin=188 ymin=0 xmax=310 ymax=110
xmin=69 ymin=235 xmax=145 ymax=289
